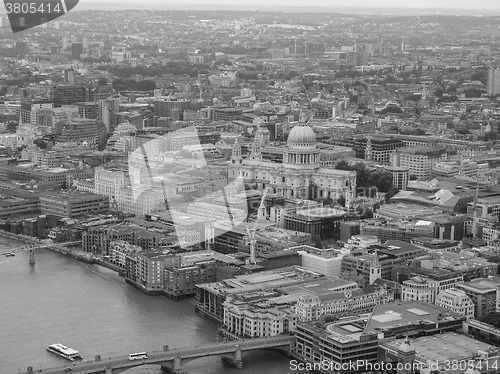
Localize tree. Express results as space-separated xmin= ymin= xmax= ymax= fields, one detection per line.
xmin=380 ymin=107 xmax=403 ymax=115
xmin=314 ymin=237 xmax=323 ymax=249
xmin=385 ymin=186 xmax=400 ymax=202
xmin=33 ymin=138 xmax=48 ymax=149
xmin=464 ymin=88 xmax=484 ymax=98
xmin=337 ymin=196 xmax=346 ymax=207
xmin=341 ymin=270 xmax=367 ymax=287
xmin=388 ymin=125 xmax=400 ymax=134
xmin=479 ymin=313 xmax=500 ymax=328
xmin=335 ymin=160 xmax=350 ymax=171
xmin=97 ymin=78 xmax=108 ymax=86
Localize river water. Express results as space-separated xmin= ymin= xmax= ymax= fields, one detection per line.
xmin=0 ymin=237 xmax=307 ymax=374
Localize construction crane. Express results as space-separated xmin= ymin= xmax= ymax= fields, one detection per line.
xmin=244 ymin=188 xmax=269 ymax=264
xmin=472 ymin=173 xmax=480 ymax=239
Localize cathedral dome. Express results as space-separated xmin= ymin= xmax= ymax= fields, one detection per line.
xmin=287 ymin=125 xmax=316 ymax=146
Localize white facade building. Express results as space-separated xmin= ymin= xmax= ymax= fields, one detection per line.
xmin=435 ymin=288 xmax=475 ymax=318
xmin=298 ymin=246 xmax=349 ymax=277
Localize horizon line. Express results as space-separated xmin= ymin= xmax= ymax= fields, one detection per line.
xmin=78 ymin=2 xmax=500 ymax=11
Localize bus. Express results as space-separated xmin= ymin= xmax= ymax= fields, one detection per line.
xmin=128 ymin=352 xmax=148 ymax=360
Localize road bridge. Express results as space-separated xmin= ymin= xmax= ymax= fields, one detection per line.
xmin=22 ymin=335 xmax=295 ymax=374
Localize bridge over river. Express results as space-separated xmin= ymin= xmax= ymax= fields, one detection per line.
xmin=23 ymin=335 xmax=295 ymax=374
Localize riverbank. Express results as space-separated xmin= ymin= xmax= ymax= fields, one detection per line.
xmin=0 ymin=230 xmax=312 ymax=373
xmin=47 ymin=245 xmax=126 ymax=275
xmin=0 ymin=230 xmax=38 ymax=245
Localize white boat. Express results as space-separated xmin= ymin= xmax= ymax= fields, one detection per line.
xmin=46 ymin=343 xmax=82 ymax=361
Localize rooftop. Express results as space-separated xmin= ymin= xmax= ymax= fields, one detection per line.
xmin=364 ymin=301 xmax=463 ymax=335
xmin=197 ymin=266 xmax=324 ymax=295
xmin=382 ymin=334 xmax=497 ymax=369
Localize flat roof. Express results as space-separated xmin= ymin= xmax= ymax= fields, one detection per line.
xmin=382 ymin=334 xmax=495 ymax=368
xmin=280 ymin=276 xmax=357 ymax=296
xmin=364 ymin=301 xmax=462 ymax=334
xmin=296 ymin=207 xmax=346 ymax=218
xmin=197 ymin=266 xmax=324 ymax=295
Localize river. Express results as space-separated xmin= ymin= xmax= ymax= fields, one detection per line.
xmin=0 ymin=236 xmax=307 ymax=374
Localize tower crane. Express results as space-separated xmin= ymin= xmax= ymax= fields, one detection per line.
xmin=472 ymin=174 xmax=480 ymax=240
xmin=245 ymin=188 xmax=269 ymax=264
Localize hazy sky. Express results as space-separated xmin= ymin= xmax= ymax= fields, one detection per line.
xmin=82 ymin=0 xmax=500 ymax=9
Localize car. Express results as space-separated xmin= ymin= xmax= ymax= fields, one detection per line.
xmin=64 ymin=368 xmax=72 ymax=372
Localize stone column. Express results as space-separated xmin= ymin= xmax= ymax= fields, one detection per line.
xmin=173 ymin=356 xmax=182 ymax=374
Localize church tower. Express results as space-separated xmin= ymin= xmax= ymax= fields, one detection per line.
xmin=257 ymin=198 xmax=266 ymax=222
xmin=231 ymin=138 xmax=242 ymax=164
xmin=369 ymin=250 xmax=382 ymax=285
xmin=204 ymin=219 xmax=215 ymax=251
xmin=250 ymin=139 xmax=262 ymax=161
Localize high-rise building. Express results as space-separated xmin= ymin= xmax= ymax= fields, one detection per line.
xmin=98 ymin=99 xmax=120 ymax=134
xmin=82 ymin=37 xmax=90 ymax=51
xmin=487 ymin=68 xmax=500 ymax=96
xmin=64 ymin=69 xmax=75 ymax=84
xmin=62 ymin=36 xmax=70 ymax=50
xmin=19 ymin=100 xmax=54 ymax=124
xmin=71 ymin=43 xmax=84 ymax=60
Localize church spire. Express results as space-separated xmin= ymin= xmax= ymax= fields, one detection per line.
xmin=369 ymin=249 xmax=381 ymax=285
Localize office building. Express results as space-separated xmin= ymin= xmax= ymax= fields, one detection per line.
xmin=435 ymin=288 xmax=475 ymax=318
xmin=223 ymin=297 xmax=297 ymax=339
xmin=385 ymin=166 xmax=410 ymax=191
xmin=401 ymin=274 xmax=463 ymax=304
xmin=294 ymin=301 xmax=465 ymax=374
xmin=342 ymin=240 xmax=425 ymax=282
xmin=297 ymin=246 xmax=349 ymax=277
xmin=379 ymin=333 xmax=498 ymax=374
xmin=71 ymin=42 xmax=84 ymax=59
xmin=154 ymin=97 xmax=190 ymax=121
xmin=196 ymin=266 xmax=325 ymax=322
xmin=54 ymin=118 xmax=107 ymax=150
xmin=294 ymin=286 xmax=393 ymax=322
xmin=19 ymin=100 xmax=54 ymax=124
xmin=394 ymin=147 xmax=447 ymax=180
xmin=39 ymin=193 xmax=109 ymax=219
xmin=53 ymin=85 xmax=94 ymax=107
xmin=285 ymin=207 xmax=346 ymax=240
xmin=487 ymin=68 xmax=500 ymax=96
xmin=457 ymin=279 xmax=497 ymax=318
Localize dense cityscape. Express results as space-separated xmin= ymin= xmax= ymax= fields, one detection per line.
xmin=2 ymin=2 xmax=500 ymax=374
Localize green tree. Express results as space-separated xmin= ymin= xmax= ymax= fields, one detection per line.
xmin=341 ymin=270 xmax=367 ymax=287
xmin=479 ymin=313 xmax=500 ymax=328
